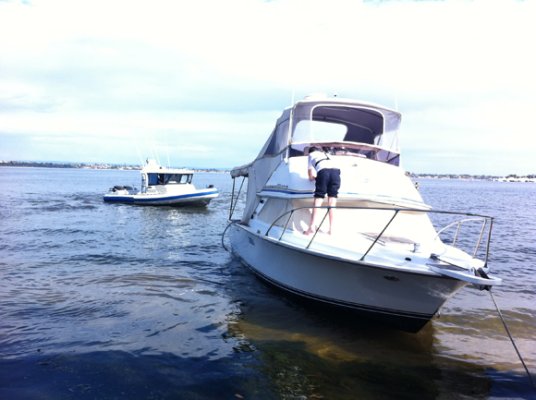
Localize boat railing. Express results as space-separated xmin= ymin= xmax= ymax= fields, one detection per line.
xmin=265 ymin=205 xmax=494 ymax=264
xmin=433 ymin=217 xmax=490 ymax=257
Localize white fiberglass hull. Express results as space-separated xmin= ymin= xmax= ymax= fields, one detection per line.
xmin=103 ymin=189 xmax=219 ymax=206
xmin=229 ymin=223 xmax=465 ymax=332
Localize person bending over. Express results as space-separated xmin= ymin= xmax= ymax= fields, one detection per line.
xmin=304 ymin=147 xmax=341 ymax=235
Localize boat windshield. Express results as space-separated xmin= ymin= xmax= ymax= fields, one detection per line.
xmin=250 ymin=98 xmax=402 ymax=168
xmin=289 ymin=102 xmax=401 ymax=165
xmin=148 ymin=173 xmax=192 ymax=185
xmin=293 ymin=120 xmax=347 ymax=143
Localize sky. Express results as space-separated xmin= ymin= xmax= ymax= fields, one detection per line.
xmin=0 ymin=0 xmax=535 ymax=175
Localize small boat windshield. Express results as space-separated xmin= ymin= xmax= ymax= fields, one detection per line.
xmin=147 ymin=173 xmax=192 ymax=185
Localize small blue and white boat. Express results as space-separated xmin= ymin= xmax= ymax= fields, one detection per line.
xmin=103 ymin=159 xmax=219 ymax=206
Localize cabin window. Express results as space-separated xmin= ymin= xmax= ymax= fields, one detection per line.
xmin=168 ymin=174 xmax=192 ymax=184
xmin=148 ymin=173 xmax=159 ymax=185
xmin=167 ymin=174 xmax=180 ymax=184
xmin=148 ymin=173 xmax=192 ymax=185
xmin=180 ymin=174 xmax=192 ymax=184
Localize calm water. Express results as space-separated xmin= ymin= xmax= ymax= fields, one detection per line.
xmin=0 ymin=167 xmax=535 ymax=399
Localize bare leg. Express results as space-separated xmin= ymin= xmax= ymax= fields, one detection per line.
xmin=327 ymin=197 xmax=337 ymax=234
xmin=304 ymin=197 xmax=323 ymax=234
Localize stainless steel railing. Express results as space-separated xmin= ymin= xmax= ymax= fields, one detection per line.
xmin=264 ymin=205 xmax=494 ymax=264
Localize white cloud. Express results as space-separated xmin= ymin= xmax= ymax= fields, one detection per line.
xmin=0 ymin=0 xmax=535 ymax=173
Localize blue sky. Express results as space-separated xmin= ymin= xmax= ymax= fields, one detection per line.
xmin=1 ymin=0 xmax=535 ymax=175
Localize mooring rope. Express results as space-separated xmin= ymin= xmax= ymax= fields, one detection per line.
xmin=489 ymin=290 xmax=535 ymax=389
xmin=221 ymin=221 xmax=235 ymax=252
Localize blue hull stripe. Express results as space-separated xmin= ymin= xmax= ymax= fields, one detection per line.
xmin=262 ymin=188 xmax=312 ymax=195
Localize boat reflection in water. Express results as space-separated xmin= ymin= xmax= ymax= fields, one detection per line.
xmin=227 ymin=94 xmax=501 ymax=332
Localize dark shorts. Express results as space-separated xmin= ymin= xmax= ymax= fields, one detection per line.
xmin=314 ymin=168 xmax=341 ymax=198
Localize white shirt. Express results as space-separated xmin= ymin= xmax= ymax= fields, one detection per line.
xmin=308 ymin=151 xmax=337 ymax=172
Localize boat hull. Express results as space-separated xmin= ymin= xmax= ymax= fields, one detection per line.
xmin=229 ymin=223 xmax=465 ymax=332
xmin=103 ymin=189 xmax=218 ymax=206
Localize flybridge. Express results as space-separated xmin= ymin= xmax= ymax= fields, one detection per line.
xmin=232 ymin=97 xmax=401 ymax=179
xmin=254 ymin=97 xmax=401 ymax=166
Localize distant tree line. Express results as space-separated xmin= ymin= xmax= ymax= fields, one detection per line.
xmin=0 ymin=160 xmax=228 ymax=172
xmin=408 ymin=172 xmax=535 ymax=180
xmin=504 ymin=173 xmax=536 ymax=179
xmin=1 ymin=161 xmax=532 ymax=178
xmin=0 ymin=161 xmax=82 ymax=168
xmin=0 ymin=161 xmax=129 ymax=169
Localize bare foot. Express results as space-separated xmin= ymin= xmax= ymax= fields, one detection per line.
xmin=303 ymin=226 xmax=317 ymax=235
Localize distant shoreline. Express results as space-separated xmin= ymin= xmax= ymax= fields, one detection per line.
xmin=0 ymin=160 xmax=228 ymax=173
xmin=1 ymin=160 xmax=534 ymax=181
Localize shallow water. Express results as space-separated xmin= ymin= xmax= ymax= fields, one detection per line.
xmin=0 ymin=168 xmax=534 ymax=399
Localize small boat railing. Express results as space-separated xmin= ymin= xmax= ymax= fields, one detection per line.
xmin=265 ymin=205 xmax=494 ymax=264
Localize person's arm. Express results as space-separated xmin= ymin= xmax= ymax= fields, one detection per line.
xmin=308 ymin=167 xmax=316 ymax=181
xmin=307 ymin=154 xmax=316 ymax=181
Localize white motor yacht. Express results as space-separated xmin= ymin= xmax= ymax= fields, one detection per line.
xmin=226 ymin=95 xmax=501 ymax=332
xmin=104 ymin=159 xmax=218 ymax=206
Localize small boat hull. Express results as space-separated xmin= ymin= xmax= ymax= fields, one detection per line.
xmin=229 ymin=223 xmax=465 ymax=332
xmin=103 ymin=189 xmax=219 ymax=206
xmin=103 ymin=159 xmax=219 ymax=207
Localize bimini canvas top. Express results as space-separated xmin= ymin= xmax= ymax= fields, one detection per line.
xmin=291 ymin=97 xmax=400 ymax=149
xmin=231 ymin=96 xmax=402 ymax=178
